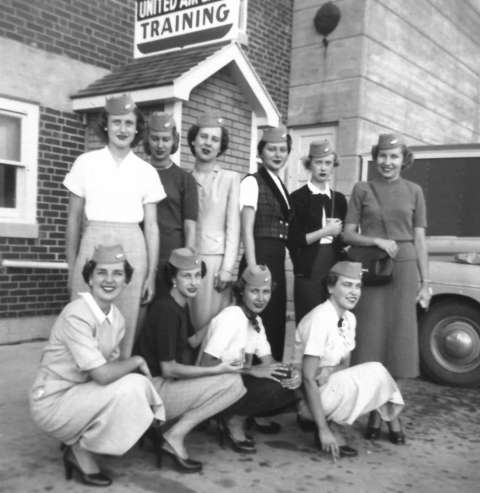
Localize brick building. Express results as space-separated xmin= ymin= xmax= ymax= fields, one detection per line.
xmin=0 ymin=0 xmax=293 ymax=342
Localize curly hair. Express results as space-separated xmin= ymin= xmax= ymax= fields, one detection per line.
xmin=231 ymin=277 xmax=277 ymax=305
xmin=257 ymin=134 xmax=292 ymax=156
xmin=94 ymin=108 xmax=146 ymax=148
xmin=143 ymin=125 xmax=180 ymax=156
xmin=187 ymin=125 xmax=229 ymax=157
xmin=82 ymin=259 xmax=134 ymax=284
xmin=371 ymin=144 xmax=414 ymax=170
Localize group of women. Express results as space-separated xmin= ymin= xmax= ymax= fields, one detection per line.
xmin=29 ymin=93 xmax=431 ymax=486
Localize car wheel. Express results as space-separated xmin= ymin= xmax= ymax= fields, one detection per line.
xmin=419 ymin=300 xmax=480 ymax=387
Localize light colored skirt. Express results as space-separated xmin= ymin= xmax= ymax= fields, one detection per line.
xmin=304 ymin=362 xmax=404 ymax=425
xmin=189 ymin=254 xmax=233 ymax=330
xmin=71 ymin=221 xmax=147 ymax=354
xmin=30 ymin=373 xmax=165 ymax=455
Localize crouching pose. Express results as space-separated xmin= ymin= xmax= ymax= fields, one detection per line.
xmin=295 ymin=261 xmax=404 ymax=460
xmin=199 ymin=265 xmax=300 ymax=453
xmin=29 ymin=245 xmax=165 ymax=487
xmin=135 ymin=248 xmax=245 ymax=473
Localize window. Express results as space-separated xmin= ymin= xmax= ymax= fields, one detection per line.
xmin=0 ymin=97 xmax=39 ymax=237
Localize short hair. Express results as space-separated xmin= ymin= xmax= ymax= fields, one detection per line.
xmin=257 ymin=134 xmax=292 ymax=156
xmin=231 ymin=277 xmax=277 ymax=305
xmin=95 ymin=108 xmax=146 ymax=148
xmin=143 ymin=125 xmax=180 ymax=155
xmin=81 ymin=259 xmax=134 ymax=284
xmin=302 ymin=152 xmax=340 ymax=169
xmin=325 ymin=272 xmax=340 ymax=290
xmin=371 ymin=144 xmax=414 ymax=170
xmin=164 ymin=260 xmax=207 ymax=289
xmin=187 ymin=125 xmax=229 ymax=157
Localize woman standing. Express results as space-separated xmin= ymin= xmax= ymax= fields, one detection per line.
xmin=64 ymin=94 xmax=166 ymax=358
xmin=289 ymin=140 xmax=347 ymax=323
xmin=143 ymin=112 xmax=198 ymax=299
xmin=30 ymin=245 xmax=165 ymax=487
xmin=135 ymin=247 xmax=245 ymax=473
xmin=343 ymin=134 xmax=431 ymax=441
xmin=188 ymin=113 xmax=240 ymax=331
xmin=240 ymin=125 xmax=292 ymax=362
xmin=295 ymin=261 xmax=404 ymax=460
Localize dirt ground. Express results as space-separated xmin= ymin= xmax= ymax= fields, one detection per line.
xmin=1 ymin=341 xmax=479 ymax=493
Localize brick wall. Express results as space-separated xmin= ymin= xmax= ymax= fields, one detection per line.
xmin=245 ymin=0 xmax=293 ymax=121
xmin=0 ymin=107 xmax=85 ymax=317
xmin=0 ymin=0 xmax=134 ymax=71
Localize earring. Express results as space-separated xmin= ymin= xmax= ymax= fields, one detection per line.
xmin=172 ymin=282 xmax=177 ymax=288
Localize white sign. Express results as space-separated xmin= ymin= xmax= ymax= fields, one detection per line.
xmin=134 ymin=0 xmax=241 ymax=57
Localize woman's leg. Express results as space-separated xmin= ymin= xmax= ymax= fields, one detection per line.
xmin=154 ymin=374 xmax=245 ymax=458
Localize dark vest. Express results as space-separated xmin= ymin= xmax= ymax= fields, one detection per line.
xmin=252 ymin=167 xmax=291 ymax=240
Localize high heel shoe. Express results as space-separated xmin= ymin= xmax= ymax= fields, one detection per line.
xmin=365 ymin=411 xmax=382 ymax=440
xmin=246 ymin=416 xmax=281 ymax=434
xmin=387 ymin=420 xmax=406 ymax=445
xmin=160 ymin=439 xmax=202 ymax=473
xmin=297 ymin=414 xmax=317 ymax=432
xmin=62 ymin=446 xmax=112 ymax=487
xmin=217 ymin=418 xmax=256 ymax=454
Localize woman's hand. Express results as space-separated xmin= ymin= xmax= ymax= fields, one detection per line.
xmin=324 ymin=218 xmax=343 ymax=237
xmin=374 ymin=238 xmax=398 ymax=258
xmin=214 ymin=269 xmax=232 ymax=292
xmin=280 ymin=366 xmax=302 ymax=389
xmin=416 ymin=283 xmax=432 ymax=309
xmin=248 ymin=363 xmax=286 ymax=382
xmin=141 ymin=275 xmax=156 ymax=305
xmin=216 ymin=359 xmax=243 ymax=373
xmin=318 ymin=425 xmax=339 ymax=460
xmin=135 ymin=356 xmax=152 ymax=379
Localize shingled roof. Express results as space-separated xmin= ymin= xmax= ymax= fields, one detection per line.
xmin=72 ymin=43 xmax=228 ymax=99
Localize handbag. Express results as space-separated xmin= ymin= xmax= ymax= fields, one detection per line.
xmin=346 ymin=183 xmax=394 ymax=286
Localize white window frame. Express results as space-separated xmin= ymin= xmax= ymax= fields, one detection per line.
xmin=0 ymin=97 xmax=39 ymax=238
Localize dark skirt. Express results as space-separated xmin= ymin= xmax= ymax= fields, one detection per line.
xmin=351 ymin=243 xmax=419 ymax=379
xmin=239 ymin=238 xmax=286 ymax=361
xmin=293 ymin=244 xmax=337 ymax=324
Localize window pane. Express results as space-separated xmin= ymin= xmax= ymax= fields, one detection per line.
xmin=0 ymin=163 xmax=16 ymax=208
xmin=0 ymin=113 xmax=21 ymax=161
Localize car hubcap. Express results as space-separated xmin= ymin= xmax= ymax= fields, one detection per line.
xmin=431 ymin=318 xmax=480 ymax=373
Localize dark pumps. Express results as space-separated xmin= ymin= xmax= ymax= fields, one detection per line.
xmin=296 ymin=414 xmax=317 ymax=432
xmin=62 ymin=446 xmax=112 ymax=487
xmin=387 ymin=421 xmax=406 ymax=445
xmin=364 ymin=411 xmax=382 ymax=440
xmin=217 ymin=418 xmax=257 ymax=454
xmin=246 ymin=417 xmax=281 ymax=435
xmin=159 ymin=445 xmax=203 ymax=473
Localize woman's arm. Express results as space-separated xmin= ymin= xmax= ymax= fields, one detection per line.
xmin=414 ymin=226 xmax=431 ymax=308
xmin=162 ymin=359 xmax=240 ymax=378
xmin=343 ymin=223 xmax=398 ymax=258
xmin=302 ymin=355 xmax=339 ymax=458
xmin=220 ymin=173 xmax=241 ymax=278
xmin=241 ymin=206 xmax=257 ymax=266
xmin=142 ymin=202 xmax=160 ymax=304
xmin=89 ymin=355 xmax=151 ymax=385
xmin=183 ymin=219 xmax=196 ymax=251
xmin=65 ymin=193 xmax=85 ymax=292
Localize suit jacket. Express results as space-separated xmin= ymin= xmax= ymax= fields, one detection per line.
xmin=192 ymin=166 xmax=240 ymax=273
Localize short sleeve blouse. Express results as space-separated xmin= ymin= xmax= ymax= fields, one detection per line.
xmin=345 ymin=178 xmax=426 ymax=240
xmin=294 ymin=300 xmax=356 ymax=368
xmin=202 ymin=306 xmax=271 ymax=361
xmin=63 ymin=146 xmax=166 ymax=222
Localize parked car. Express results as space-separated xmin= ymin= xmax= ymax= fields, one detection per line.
xmin=419 ymin=243 xmax=480 ymax=387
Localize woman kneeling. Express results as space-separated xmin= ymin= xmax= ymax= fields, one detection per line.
xmin=295 ymin=261 xmax=404 ymax=460
xmin=135 ymin=248 xmax=245 ymax=472
xmin=30 ymin=245 xmax=164 ymax=487
xmin=199 ymin=265 xmax=300 ymax=453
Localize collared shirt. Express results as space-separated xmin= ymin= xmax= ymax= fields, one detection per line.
xmin=201 ymin=305 xmax=271 ymax=362
xmin=307 ymin=181 xmax=333 ymax=244
xmin=240 ymin=168 xmax=290 ymax=211
xmin=79 ymin=292 xmax=115 ymax=325
xmin=63 ymin=146 xmax=166 ymax=222
xmin=294 ymin=299 xmax=356 ymax=368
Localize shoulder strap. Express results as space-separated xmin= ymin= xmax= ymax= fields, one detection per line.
xmin=368 ymin=182 xmax=390 ymax=238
